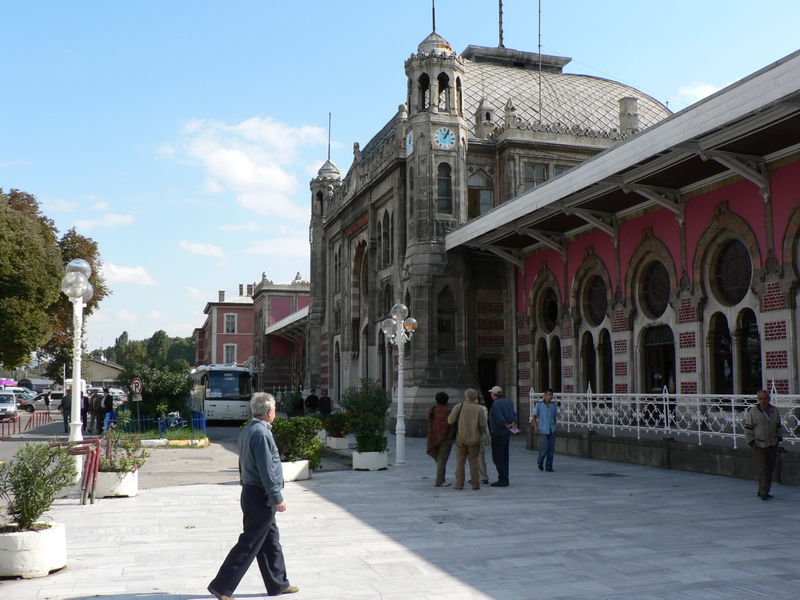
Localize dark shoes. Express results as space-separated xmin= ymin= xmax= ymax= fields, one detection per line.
xmin=208 ymin=585 xmax=235 ymax=600
xmin=481 ymin=479 xmax=489 ymax=484
xmin=537 ymin=464 xmax=544 ymax=471
xmin=546 ymin=468 xmax=554 ymax=472
xmin=758 ymin=493 xmax=774 ymax=500
xmin=490 ymin=481 xmax=509 ymax=487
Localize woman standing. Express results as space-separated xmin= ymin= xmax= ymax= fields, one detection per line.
xmin=426 ymin=392 xmax=453 ymax=487
xmin=448 ymin=388 xmax=488 ymax=490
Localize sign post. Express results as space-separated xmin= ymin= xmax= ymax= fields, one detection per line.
xmin=131 ymin=377 xmax=143 ymax=431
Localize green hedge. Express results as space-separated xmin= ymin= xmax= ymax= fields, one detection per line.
xmin=271 ymin=416 xmax=323 ymax=470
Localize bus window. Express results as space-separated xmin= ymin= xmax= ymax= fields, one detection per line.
xmin=207 ymin=371 xmax=251 ymax=399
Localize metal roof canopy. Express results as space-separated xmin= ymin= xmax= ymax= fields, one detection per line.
xmin=446 ymin=50 xmax=800 ymax=257
xmin=264 ymin=306 xmax=309 ymax=342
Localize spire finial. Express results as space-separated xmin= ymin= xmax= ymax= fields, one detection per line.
xmin=432 ymin=0 xmax=436 ymax=33
xmin=327 ymin=112 xmax=331 ymax=161
xmin=498 ymin=0 xmax=504 ymax=48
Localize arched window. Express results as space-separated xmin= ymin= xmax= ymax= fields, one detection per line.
xmin=315 ymin=190 xmax=324 ymax=216
xmin=598 ymin=329 xmax=613 ymax=394
xmin=641 ymin=260 xmax=670 ymax=318
xmin=376 ymin=221 xmax=383 ymax=269
xmin=583 ymin=275 xmax=608 ymax=327
xmin=437 ymin=163 xmax=452 ymax=213
xmin=550 ymin=337 xmax=562 ymax=392
xmin=437 ymin=287 xmax=456 ymax=352
xmin=408 ymin=167 xmax=414 ymax=219
xmin=389 ymin=214 xmax=394 ymax=264
xmin=455 ymin=77 xmax=463 ymax=115
xmin=437 ymin=72 xmax=450 ymax=112
xmin=709 ymin=313 xmax=733 ymax=394
xmin=418 ymin=73 xmax=430 ymax=111
xmin=536 ymin=338 xmax=550 ymax=392
xmin=642 ymin=325 xmax=675 ymax=393
xmin=738 ymin=309 xmax=761 ymax=394
xmin=580 ymin=331 xmax=596 ymax=392
xmin=382 ymin=213 xmax=390 ymax=266
xmin=540 ymin=287 xmax=559 ymax=333
xmin=714 ymin=240 xmax=751 ymax=305
xmin=467 ymin=171 xmax=494 ymax=219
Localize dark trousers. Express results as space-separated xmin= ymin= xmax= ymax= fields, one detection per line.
xmin=210 ymin=484 xmax=289 ymax=596
xmin=538 ymin=432 xmax=557 ymax=470
xmin=491 ymin=433 xmax=510 ymax=483
xmin=432 ymin=440 xmax=452 ymax=486
xmin=752 ymin=444 xmax=779 ymax=496
xmin=62 ymin=413 xmax=69 ymax=433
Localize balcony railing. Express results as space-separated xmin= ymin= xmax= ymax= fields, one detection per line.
xmin=535 ymin=384 xmax=800 ymax=450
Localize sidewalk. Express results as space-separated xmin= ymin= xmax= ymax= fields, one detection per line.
xmin=1 ymin=433 xmax=798 ymax=599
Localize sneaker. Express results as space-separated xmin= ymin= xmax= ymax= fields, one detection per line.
xmin=269 ymin=585 xmax=299 ymax=596
xmin=208 ymin=585 xmax=235 ymax=600
xmin=434 ymin=482 xmax=451 ymax=487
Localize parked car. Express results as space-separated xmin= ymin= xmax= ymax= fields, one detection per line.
xmin=0 ymin=391 xmax=18 ymax=418
xmin=17 ymin=392 xmax=51 ymax=413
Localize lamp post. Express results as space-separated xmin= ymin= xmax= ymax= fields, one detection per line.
xmin=381 ymin=303 xmax=417 ymax=465
xmin=60 ymin=259 xmax=94 ymax=443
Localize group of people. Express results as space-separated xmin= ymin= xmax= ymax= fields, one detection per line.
xmin=58 ymin=387 xmax=114 ymax=435
xmin=426 ymin=385 xmax=560 ymax=490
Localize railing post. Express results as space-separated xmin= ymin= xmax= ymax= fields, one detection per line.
xmin=635 ymin=394 xmax=641 ymax=440
xmin=587 ymin=382 xmax=593 ymax=429
xmin=731 ymin=395 xmax=738 ymax=449
xmin=696 ymin=395 xmax=702 ymax=446
xmin=663 ymin=385 xmax=670 ymax=435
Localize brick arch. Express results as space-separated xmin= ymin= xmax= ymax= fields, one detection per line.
xmin=624 ymin=227 xmax=678 ymax=310
xmin=692 ymin=202 xmax=762 ymax=296
xmin=570 ymin=248 xmax=613 ymax=324
xmin=782 ymin=202 xmax=800 ymax=279
xmin=527 ymin=263 xmax=562 ymax=331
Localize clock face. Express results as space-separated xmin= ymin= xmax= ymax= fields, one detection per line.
xmin=406 ymin=131 xmax=413 ymax=155
xmin=434 ymin=127 xmax=456 ymax=149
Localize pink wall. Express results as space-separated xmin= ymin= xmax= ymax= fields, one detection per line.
xmin=296 ymin=294 xmax=310 ymax=310
xmin=770 ymin=161 xmax=800 ymax=254
xmin=270 ymin=297 xmax=292 ymax=324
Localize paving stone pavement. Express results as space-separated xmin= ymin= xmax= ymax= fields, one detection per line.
xmin=1 ymin=433 xmax=799 ymax=600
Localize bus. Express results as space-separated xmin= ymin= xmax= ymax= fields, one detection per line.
xmin=189 ymin=365 xmax=252 ymax=421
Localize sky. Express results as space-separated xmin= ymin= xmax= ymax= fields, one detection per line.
xmin=2 ymin=1 xmax=799 ymax=352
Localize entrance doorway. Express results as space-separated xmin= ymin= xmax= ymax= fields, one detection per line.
xmin=642 ymin=325 xmax=675 ymax=393
xmin=478 ymin=358 xmax=497 ymax=410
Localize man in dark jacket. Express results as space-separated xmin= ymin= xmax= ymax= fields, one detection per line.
xmin=59 ymin=391 xmax=72 ymax=434
xmin=208 ymin=393 xmax=298 ymax=599
xmin=488 ymin=385 xmax=517 ymax=487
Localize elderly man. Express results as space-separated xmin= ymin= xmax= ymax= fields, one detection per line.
xmin=209 ymin=393 xmax=299 ymax=599
xmin=743 ymin=389 xmax=784 ymax=501
xmin=488 ymin=385 xmax=517 ymax=487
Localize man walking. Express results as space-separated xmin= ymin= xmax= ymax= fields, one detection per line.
xmin=743 ymin=389 xmax=784 ymax=500
xmin=531 ymin=388 xmax=559 ymax=472
xmin=488 ymin=385 xmax=516 ymax=487
xmin=208 ymin=393 xmax=299 ymax=599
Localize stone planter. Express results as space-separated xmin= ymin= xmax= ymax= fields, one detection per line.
xmin=95 ymin=469 xmax=139 ymax=498
xmin=352 ymin=451 xmax=388 ymax=471
xmin=281 ymin=459 xmax=310 ymax=482
xmin=0 ymin=522 xmax=67 ymax=578
xmin=326 ymin=436 xmax=350 ymax=450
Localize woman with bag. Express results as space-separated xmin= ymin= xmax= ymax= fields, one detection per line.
xmin=426 ymin=391 xmax=453 ymax=487
xmin=447 ymin=388 xmax=488 ymax=490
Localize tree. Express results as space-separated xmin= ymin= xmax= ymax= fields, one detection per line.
xmin=146 ymin=330 xmax=170 ymax=367
xmin=0 ymin=191 xmax=63 ymax=367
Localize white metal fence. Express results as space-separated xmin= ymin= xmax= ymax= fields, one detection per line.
xmin=538 ymin=385 xmax=800 ymax=450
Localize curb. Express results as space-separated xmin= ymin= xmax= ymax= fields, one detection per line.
xmin=140 ymin=438 xmax=210 ymax=448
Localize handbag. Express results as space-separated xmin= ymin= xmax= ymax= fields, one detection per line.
xmin=449 ymin=403 xmax=462 ymax=441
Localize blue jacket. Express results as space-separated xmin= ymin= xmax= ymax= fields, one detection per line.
xmin=489 ymin=396 xmax=516 ymax=436
xmin=239 ymin=418 xmax=285 ymax=504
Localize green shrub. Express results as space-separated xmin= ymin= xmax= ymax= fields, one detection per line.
xmin=100 ymin=425 xmax=150 ymax=472
xmin=271 ymin=416 xmax=323 ymax=470
xmin=340 ymin=378 xmax=391 ymax=453
xmin=321 ymin=412 xmax=350 ymax=437
xmin=0 ymin=443 xmax=77 ymax=532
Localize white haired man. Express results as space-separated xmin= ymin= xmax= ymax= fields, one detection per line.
xmin=209 ymin=393 xmax=298 ymax=599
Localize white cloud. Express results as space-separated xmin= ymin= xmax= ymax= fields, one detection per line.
xmin=675 ymin=82 xmax=722 ymax=107
xmin=178 ymin=240 xmax=226 ymax=258
xmin=74 ymin=213 xmax=134 ymax=230
xmin=147 ymin=310 xmax=162 ymax=320
xmin=164 ymin=116 xmax=326 ymax=220
xmin=89 ymin=201 xmax=109 ymax=211
xmin=0 ymin=159 xmax=29 ymax=168
xmin=186 ymin=286 xmax=208 ymax=300
xmin=44 ymin=197 xmax=79 ymax=212
xmin=243 ymin=236 xmax=310 ymax=258
xmin=101 ymin=262 xmax=157 ymax=286
xmin=116 ymin=309 xmax=139 ymax=322
xmin=218 ymin=222 xmax=264 ymax=232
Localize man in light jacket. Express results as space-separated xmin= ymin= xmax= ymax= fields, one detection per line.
xmin=743 ymin=389 xmax=784 ymax=501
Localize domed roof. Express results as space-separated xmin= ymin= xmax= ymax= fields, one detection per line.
xmin=462 ymin=48 xmax=671 ymax=138
xmin=417 ymin=32 xmax=454 ymax=55
xmin=316 ymin=159 xmax=340 ymax=179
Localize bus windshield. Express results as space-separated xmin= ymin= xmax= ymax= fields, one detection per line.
xmin=206 ymin=371 xmax=251 ymax=400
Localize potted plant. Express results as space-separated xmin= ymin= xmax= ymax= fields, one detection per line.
xmin=0 ymin=443 xmax=77 ymax=578
xmin=322 ymin=412 xmax=351 ymax=449
xmin=96 ymin=424 xmax=150 ymax=498
xmin=270 ymin=416 xmax=323 ymax=481
xmin=339 ymin=378 xmax=391 ymax=470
